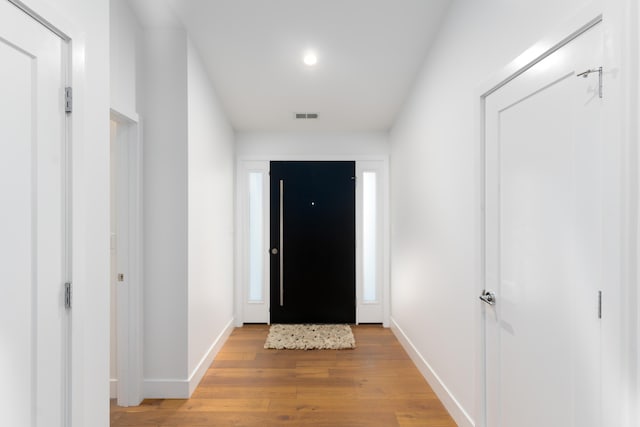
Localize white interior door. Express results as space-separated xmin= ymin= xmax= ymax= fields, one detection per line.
xmin=484 ymin=23 xmax=603 ymax=427
xmin=0 ymin=1 xmax=68 ymax=426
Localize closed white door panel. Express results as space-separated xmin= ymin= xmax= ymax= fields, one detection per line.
xmin=0 ymin=1 xmax=66 ymax=426
xmin=484 ymin=23 xmax=603 ymax=427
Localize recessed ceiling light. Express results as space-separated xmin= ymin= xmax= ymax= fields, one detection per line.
xmin=303 ymin=52 xmax=318 ymax=66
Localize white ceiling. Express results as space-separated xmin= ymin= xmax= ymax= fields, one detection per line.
xmin=129 ymin=0 xmax=451 ymax=132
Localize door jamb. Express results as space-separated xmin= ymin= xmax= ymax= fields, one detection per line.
xmin=110 ymin=109 xmax=144 ymax=407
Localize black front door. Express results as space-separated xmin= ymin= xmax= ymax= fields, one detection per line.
xmin=270 ymin=161 xmax=356 ymax=324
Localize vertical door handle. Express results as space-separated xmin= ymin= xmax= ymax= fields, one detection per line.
xmin=279 ymin=179 xmax=284 ymax=306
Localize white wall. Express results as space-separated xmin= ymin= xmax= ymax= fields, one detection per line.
xmin=186 ymin=39 xmax=235 ymax=380
xmin=140 ymin=28 xmax=234 ymax=397
xmin=110 ymin=0 xmax=142 ymax=118
xmin=236 ymin=132 xmax=389 ymax=159
xmin=141 ymin=28 xmax=189 ymax=386
xmin=389 ymin=0 xmax=596 ymax=425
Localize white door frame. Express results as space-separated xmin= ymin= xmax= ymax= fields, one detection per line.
xmin=235 ymin=155 xmax=390 ymax=327
xmin=476 ymin=2 xmax=637 ymax=425
xmin=4 ymin=1 xmax=73 ymax=424
xmin=110 ymin=109 xmax=144 ymax=407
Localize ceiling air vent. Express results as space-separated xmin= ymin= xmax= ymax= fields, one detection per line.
xmin=294 ymin=113 xmax=319 ymax=119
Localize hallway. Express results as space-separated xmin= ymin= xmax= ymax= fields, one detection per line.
xmin=110 ymin=325 xmax=456 ymax=426
xmin=4 ymin=0 xmax=636 ymax=425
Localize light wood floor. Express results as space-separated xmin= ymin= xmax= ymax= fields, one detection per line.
xmin=110 ymin=324 xmax=456 ymax=426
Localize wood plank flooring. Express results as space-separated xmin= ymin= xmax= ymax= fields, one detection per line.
xmin=110 ymin=324 xmax=456 ymax=426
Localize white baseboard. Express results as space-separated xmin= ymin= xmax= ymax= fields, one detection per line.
xmin=187 ymin=318 xmax=235 ymax=396
xmin=110 ymin=378 xmax=118 ymax=399
xmin=143 ymin=318 xmax=235 ymax=399
xmin=390 ymin=317 xmax=474 ymax=427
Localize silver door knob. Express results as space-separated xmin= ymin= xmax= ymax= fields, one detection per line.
xmin=479 ymin=290 xmax=496 ymax=306
xmin=271 ymin=248 xmax=279 ymax=255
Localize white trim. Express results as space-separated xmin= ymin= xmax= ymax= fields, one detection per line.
xmin=111 ymin=109 xmax=140 ymax=125
xmin=238 ymin=153 xmax=387 ymax=162
xmin=236 ymin=161 xmax=271 ymax=324
xmin=635 ymin=4 xmax=640 ymax=423
xmin=390 ymin=318 xmax=473 ymax=427
xmin=187 ymin=318 xmax=234 ymax=396
xmin=7 ymin=0 xmax=71 ymax=40
xmin=603 ymin=1 xmax=639 ymax=425
xmin=110 ymin=106 xmax=138 ymax=128
xmin=635 ymin=1 xmax=640 ymax=421
xmin=382 ymin=162 xmax=391 ymax=328
xmin=110 ymin=379 xmax=118 ymax=399
xmin=110 ymin=109 xmax=144 ymax=407
xmin=356 ymin=161 xmax=388 ymax=324
xmin=143 ymin=318 xmax=234 ymax=398
xmin=235 ymin=159 xmax=243 ymax=327
xmin=478 ymin=2 xmax=602 ymax=96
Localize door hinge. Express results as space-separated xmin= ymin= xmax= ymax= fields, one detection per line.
xmin=64 ymin=282 xmax=72 ymax=309
xmin=577 ymin=67 xmax=602 ymax=98
xmin=65 ymin=87 xmax=72 ymax=113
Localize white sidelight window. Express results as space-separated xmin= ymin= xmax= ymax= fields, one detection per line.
xmin=239 ymin=161 xmax=270 ymax=324
xmin=356 ymin=161 xmax=387 ymax=324
xmin=362 ymin=171 xmax=378 ymax=302
xmin=248 ymin=172 xmax=264 ymax=302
